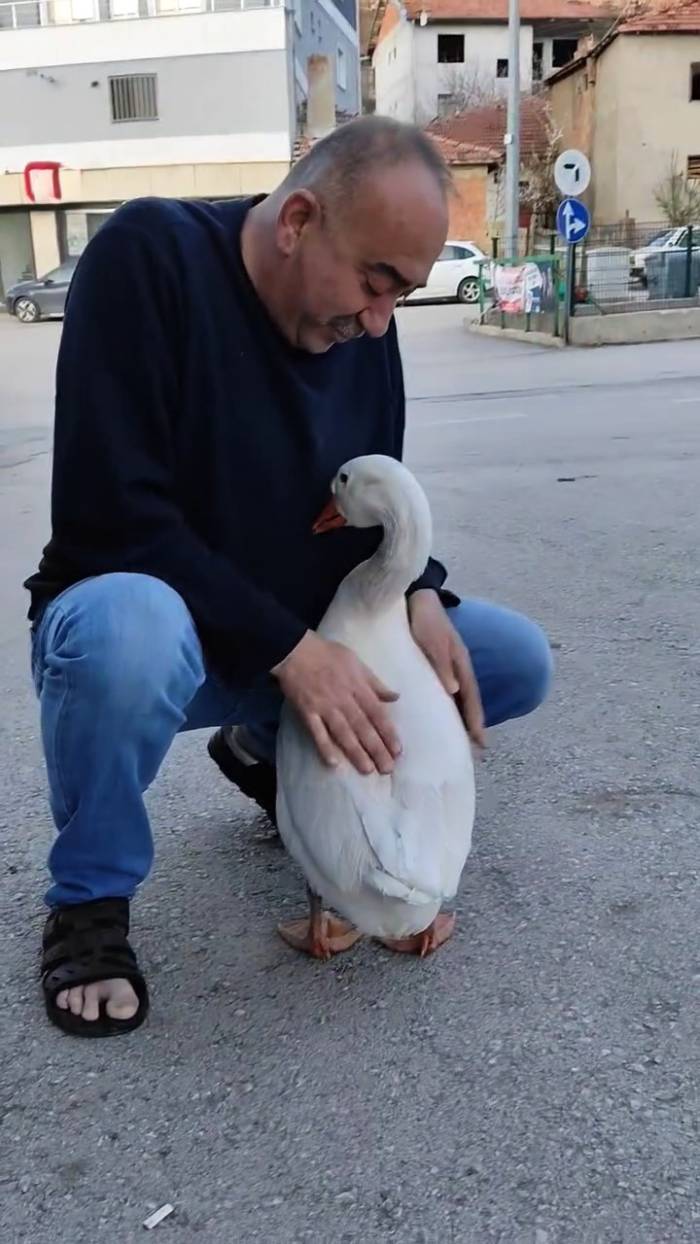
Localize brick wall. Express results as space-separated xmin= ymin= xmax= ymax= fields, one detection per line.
xmin=447 ymin=165 xmax=490 ymax=248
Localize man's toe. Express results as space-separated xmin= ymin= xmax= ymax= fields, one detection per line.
xmin=68 ymin=987 xmax=85 ymax=1016
xmin=81 ymin=985 xmax=101 ymax=1022
xmin=105 ymin=981 xmax=139 ymax=1021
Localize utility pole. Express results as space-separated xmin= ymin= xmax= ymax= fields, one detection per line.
xmin=503 ymin=0 xmax=521 ymax=259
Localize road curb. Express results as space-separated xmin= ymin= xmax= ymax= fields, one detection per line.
xmin=467 ymin=321 xmax=566 ymax=349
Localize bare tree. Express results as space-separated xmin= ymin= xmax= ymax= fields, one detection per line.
xmin=419 ymin=63 xmax=502 ymax=123
xmin=519 ymin=105 xmax=563 ymax=240
xmin=654 ymin=153 xmax=700 ymax=226
xmin=488 ymin=104 xmax=561 ymax=254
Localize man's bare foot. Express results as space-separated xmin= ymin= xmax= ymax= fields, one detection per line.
xmin=42 ymin=899 xmax=149 ymax=1036
xmin=56 ymin=978 xmax=140 ymax=1022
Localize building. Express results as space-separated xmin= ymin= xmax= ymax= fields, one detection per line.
xmin=0 ymin=0 xmax=360 ymax=299
xmin=372 ymin=0 xmax=613 ymax=124
xmin=359 ymin=0 xmax=387 ymax=110
xmin=428 ymin=94 xmax=552 ymax=248
xmin=547 ymin=0 xmax=700 ymax=224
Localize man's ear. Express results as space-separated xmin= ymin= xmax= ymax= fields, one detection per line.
xmin=276 ymin=190 xmax=321 ymax=257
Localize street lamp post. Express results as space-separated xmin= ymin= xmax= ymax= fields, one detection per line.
xmin=504 ymin=0 xmax=520 ymax=259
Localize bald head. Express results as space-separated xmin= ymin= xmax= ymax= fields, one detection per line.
xmin=280 ymin=116 xmax=453 ymax=220
xmin=241 ymin=117 xmax=451 ymax=354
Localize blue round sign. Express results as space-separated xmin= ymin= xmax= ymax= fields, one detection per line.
xmin=556 ymin=198 xmax=590 ymax=245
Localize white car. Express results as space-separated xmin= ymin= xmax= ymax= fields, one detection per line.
xmin=630 ymin=225 xmax=700 ymax=284
xmin=404 ymin=240 xmax=491 ymax=305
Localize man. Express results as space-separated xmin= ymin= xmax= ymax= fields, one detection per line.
xmin=27 ymin=117 xmax=552 ymax=1038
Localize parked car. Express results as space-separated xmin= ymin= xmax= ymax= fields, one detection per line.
xmin=403 ymin=241 xmax=491 ymax=305
xmin=4 ymin=258 xmax=77 ymax=323
xmin=630 ymin=226 xmax=700 ymax=285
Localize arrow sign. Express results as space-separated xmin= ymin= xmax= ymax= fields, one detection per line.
xmin=554 ymin=149 xmax=592 ymax=197
xmin=563 ymin=201 xmax=585 ymax=238
xmin=556 ymin=197 xmax=590 ymax=245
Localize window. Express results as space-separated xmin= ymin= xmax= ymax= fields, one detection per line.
xmin=336 ymin=46 xmax=347 ymax=90
xmin=109 ymin=74 xmax=158 ymax=123
xmin=497 ymin=58 xmax=509 ymax=78
xmin=62 ymin=209 xmax=113 ymax=257
xmin=437 ymin=93 xmax=459 ymax=117
xmin=437 ymin=34 xmax=464 ymax=64
xmin=43 ymin=262 xmax=78 ymax=284
xmin=552 ymin=38 xmax=578 ymax=68
xmin=70 ymin=0 xmax=94 ymax=19
xmin=691 ymin=64 xmax=700 ymax=101
xmin=688 ymin=155 xmax=700 ymax=179
xmin=0 ymin=3 xmax=40 ymax=27
xmin=533 ymin=41 xmax=543 ymax=81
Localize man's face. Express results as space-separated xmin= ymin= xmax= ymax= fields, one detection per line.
xmin=276 ymin=163 xmax=449 ymax=354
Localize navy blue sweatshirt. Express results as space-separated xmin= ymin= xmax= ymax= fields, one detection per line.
xmin=25 ymin=197 xmax=456 ymax=683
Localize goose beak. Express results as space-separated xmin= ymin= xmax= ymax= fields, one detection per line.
xmin=313 ymin=497 xmax=347 ymax=534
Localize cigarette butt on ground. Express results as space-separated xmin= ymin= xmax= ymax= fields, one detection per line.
xmin=143 ymin=1204 xmax=175 ymax=1230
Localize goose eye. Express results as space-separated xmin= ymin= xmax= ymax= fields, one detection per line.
xmin=339 ymin=472 xmax=349 ymax=485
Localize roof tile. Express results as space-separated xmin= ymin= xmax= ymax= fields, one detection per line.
xmin=401 ymin=0 xmax=613 ymax=22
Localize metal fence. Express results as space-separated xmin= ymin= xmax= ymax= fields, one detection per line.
xmin=0 ymin=0 xmax=278 ymax=29
xmin=479 ymin=256 xmax=562 ymax=337
xmin=528 ymin=222 xmax=700 ymax=313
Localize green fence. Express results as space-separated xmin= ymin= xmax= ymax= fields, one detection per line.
xmin=479 ymin=256 xmax=562 ymax=338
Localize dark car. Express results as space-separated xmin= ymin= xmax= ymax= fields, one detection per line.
xmin=4 ymin=258 xmax=78 ymax=324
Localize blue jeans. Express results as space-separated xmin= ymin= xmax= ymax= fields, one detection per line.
xmin=31 ymin=573 xmax=553 ymax=908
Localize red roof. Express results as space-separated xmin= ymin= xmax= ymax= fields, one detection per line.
xmin=429 ymin=134 xmax=503 ymax=164
xmin=427 ymin=95 xmax=552 ymax=159
xmin=621 ymin=0 xmax=700 ymax=33
xmin=401 ymin=0 xmax=613 ymax=20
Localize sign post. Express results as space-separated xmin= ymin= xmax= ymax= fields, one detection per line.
xmin=563 ymin=245 xmax=576 ymax=345
xmin=556 ymin=201 xmax=590 ymax=344
xmin=553 ymin=148 xmax=591 ymax=344
xmin=503 ymin=0 xmax=521 ymax=258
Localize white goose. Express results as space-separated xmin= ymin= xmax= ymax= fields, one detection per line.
xmin=276 ymin=455 xmax=476 ymax=959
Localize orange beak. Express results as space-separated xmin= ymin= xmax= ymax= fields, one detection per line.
xmin=313 ymin=496 xmax=347 ymax=535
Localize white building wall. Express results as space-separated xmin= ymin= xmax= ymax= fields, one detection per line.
xmin=374 ymin=17 xmax=535 ymax=123
xmin=0 ymin=8 xmax=294 ymax=178
xmin=0 ymin=132 xmax=292 ymax=174
xmin=293 ymin=0 xmax=361 ymax=116
xmin=0 ymin=6 xmax=287 ymax=70
xmin=414 ymin=22 xmax=534 ymax=121
xmin=372 ymin=18 xmax=415 ymax=121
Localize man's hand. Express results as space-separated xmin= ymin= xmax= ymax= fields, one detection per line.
xmin=272 ymin=631 xmax=401 ymax=775
xmin=408 ymin=589 xmax=486 ymax=750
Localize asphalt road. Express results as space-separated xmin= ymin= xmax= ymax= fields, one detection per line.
xmin=1 ymin=307 xmax=699 ymax=1243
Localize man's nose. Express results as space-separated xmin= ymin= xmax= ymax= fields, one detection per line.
xmin=359 ymin=293 xmax=399 ymax=339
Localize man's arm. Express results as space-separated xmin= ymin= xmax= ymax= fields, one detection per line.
xmin=50 ymin=208 xmax=307 ymax=680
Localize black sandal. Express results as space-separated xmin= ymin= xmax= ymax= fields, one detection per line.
xmin=41 ymin=898 xmax=149 ymax=1038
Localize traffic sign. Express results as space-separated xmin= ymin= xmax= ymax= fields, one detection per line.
xmin=556 ymin=197 xmax=590 ymax=244
xmin=554 ymin=149 xmax=591 ymax=197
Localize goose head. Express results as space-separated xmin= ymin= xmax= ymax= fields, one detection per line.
xmin=314 ymin=455 xmax=433 ymax=597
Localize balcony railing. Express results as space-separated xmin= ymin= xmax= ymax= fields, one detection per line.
xmin=0 ymin=0 xmax=279 ymax=29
